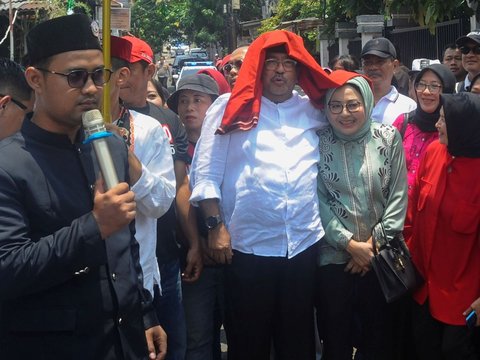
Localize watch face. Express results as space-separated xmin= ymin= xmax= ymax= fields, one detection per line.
xmin=205 ymin=215 xmax=221 ymax=229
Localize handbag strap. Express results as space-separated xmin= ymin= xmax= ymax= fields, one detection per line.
xmin=372 ymin=222 xmax=388 ymax=256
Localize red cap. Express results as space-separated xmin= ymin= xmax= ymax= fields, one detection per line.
xmin=110 ymin=36 xmax=132 ymax=63
xmin=219 ymin=54 xmax=231 ymax=70
xmin=121 ymin=35 xmax=154 ymax=64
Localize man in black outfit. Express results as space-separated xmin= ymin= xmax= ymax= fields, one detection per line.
xmin=0 ymin=14 xmax=166 ymax=359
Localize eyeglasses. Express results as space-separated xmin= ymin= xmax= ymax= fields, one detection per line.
xmin=415 ymin=82 xmax=442 ymax=94
xmin=328 ymin=101 xmax=362 ymax=114
xmin=0 ymin=93 xmax=27 ymax=111
xmin=36 ymin=68 xmax=113 ymax=88
xmin=459 ymin=45 xmax=480 ymax=55
xmin=264 ymin=58 xmax=297 ymax=71
xmin=223 ymin=61 xmax=242 ymax=73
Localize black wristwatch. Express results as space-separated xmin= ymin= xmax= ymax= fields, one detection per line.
xmin=205 ymin=215 xmax=222 ymax=230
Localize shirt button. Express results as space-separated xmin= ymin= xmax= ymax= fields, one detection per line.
xmin=415 ymin=153 xmax=419 ymax=157
xmin=112 ymin=273 xmax=117 ymax=281
xmin=118 ymin=317 xmax=123 ymax=325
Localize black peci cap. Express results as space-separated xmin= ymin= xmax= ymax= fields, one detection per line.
xmin=26 ymin=14 xmax=102 ymax=66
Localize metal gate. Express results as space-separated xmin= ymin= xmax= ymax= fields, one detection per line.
xmin=387 ymin=18 xmax=470 ymax=68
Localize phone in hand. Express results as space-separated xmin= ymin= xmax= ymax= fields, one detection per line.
xmin=466 ymin=310 xmax=477 ymax=330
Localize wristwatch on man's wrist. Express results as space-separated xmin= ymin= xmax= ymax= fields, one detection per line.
xmin=205 ymin=214 xmax=222 ymax=230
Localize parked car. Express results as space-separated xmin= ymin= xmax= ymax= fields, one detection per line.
xmin=173 ymin=61 xmax=216 ymax=89
xmin=171 ymin=57 xmax=207 ymax=85
xmin=188 ymin=48 xmax=209 ymax=61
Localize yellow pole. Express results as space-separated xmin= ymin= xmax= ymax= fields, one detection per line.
xmin=102 ymin=0 xmax=112 ymax=123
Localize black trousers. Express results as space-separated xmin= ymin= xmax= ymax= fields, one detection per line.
xmin=316 ymin=264 xmax=404 ymax=360
xmin=224 ymin=245 xmax=317 ymax=360
xmin=412 ymin=301 xmax=480 ymax=360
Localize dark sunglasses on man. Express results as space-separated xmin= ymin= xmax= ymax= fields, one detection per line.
xmin=460 ymin=45 xmax=480 ymax=55
xmin=35 ymin=68 xmax=113 ymax=88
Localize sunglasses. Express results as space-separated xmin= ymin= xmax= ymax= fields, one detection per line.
xmin=0 ymin=93 xmax=27 ymax=110
xmin=223 ymin=60 xmax=243 ymax=73
xmin=36 ymin=68 xmax=113 ymax=88
xmin=459 ymin=45 xmax=480 ymax=55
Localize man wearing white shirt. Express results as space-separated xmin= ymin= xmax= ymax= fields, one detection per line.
xmin=109 ymin=36 xmax=176 ymax=296
xmin=189 ymin=30 xmax=338 ymax=360
xmin=361 ymin=37 xmax=416 ymax=125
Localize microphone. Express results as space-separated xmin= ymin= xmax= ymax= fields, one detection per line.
xmin=82 ymin=109 xmax=119 ymax=190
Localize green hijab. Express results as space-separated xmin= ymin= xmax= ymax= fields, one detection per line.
xmin=324 ymin=72 xmax=374 ymax=142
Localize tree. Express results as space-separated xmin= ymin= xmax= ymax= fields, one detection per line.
xmin=239 ymin=0 xmax=262 ymax=22
xmin=131 ymin=0 xmax=189 ymax=53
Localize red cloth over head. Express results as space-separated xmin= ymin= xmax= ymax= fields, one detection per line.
xmin=197 ymin=68 xmax=230 ymax=95
xmin=216 ymin=30 xmax=341 ymax=135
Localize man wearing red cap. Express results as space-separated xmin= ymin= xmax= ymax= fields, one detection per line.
xmin=108 ymin=35 xmax=176 ymax=307
xmin=190 ymin=30 xmax=339 ymax=359
xmin=120 ymin=35 xmax=201 ymax=360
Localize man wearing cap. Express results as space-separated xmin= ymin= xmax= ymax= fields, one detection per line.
xmin=120 ymin=35 xmax=199 ymax=360
xmin=167 ymin=74 xmax=225 ymax=359
xmin=361 ymin=37 xmax=416 ymax=125
xmin=455 ymin=30 xmax=480 ymax=92
xmin=190 ymin=30 xmax=339 ymax=359
xmin=0 ymin=57 xmax=34 ymax=140
xmin=0 ymin=14 xmax=166 ymax=359
xmin=108 ymin=36 xmax=176 ymax=299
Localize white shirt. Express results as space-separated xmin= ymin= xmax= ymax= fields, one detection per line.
xmin=371 ymin=86 xmax=416 ymax=125
xmin=190 ymin=92 xmax=326 ymax=259
xmin=116 ymin=110 xmax=176 ymax=295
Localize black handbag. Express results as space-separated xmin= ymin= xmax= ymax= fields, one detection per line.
xmin=370 ymin=223 xmax=422 ymax=303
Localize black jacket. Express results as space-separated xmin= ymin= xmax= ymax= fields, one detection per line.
xmin=0 ymin=118 xmax=157 ymax=359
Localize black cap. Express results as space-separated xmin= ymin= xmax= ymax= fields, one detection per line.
xmin=26 ymin=14 xmax=101 ymax=65
xmin=361 ymin=37 xmax=396 ymax=59
xmin=456 ymin=30 xmax=480 ymax=47
xmin=167 ymin=74 xmax=219 ymax=114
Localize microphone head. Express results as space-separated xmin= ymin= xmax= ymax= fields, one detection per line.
xmin=82 ymin=109 xmax=106 ymax=136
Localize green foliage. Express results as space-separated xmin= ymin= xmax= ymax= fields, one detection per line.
xmin=385 ymin=0 xmax=471 ymax=33
xmin=183 ymin=0 xmax=224 ymax=46
xmin=131 ymin=0 xmax=189 ymax=53
xmin=258 ymin=0 xmax=323 ymax=33
xmin=35 ymin=0 xmax=92 ymax=22
xmin=239 ymin=0 xmax=262 ymax=21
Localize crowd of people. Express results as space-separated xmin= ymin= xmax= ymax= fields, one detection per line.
xmin=0 ymin=12 xmax=479 ymax=360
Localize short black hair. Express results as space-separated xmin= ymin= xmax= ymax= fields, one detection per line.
xmin=0 ymin=57 xmax=32 ymax=101
xmin=111 ymin=57 xmax=130 ymax=72
xmin=329 ymin=54 xmax=360 ymax=71
xmin=443 ymin=43 xmax=460 ymax=58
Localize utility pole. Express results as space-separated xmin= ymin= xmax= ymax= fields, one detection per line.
xmin=231 ymin=0 xmax=239 ymax=50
